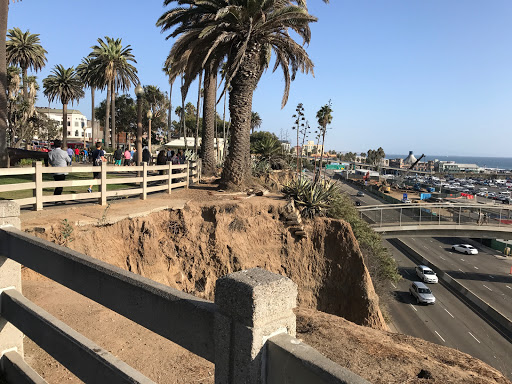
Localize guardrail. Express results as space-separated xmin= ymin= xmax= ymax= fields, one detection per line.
xmin=0 ymin=201 xmax=369 ymax=384
xmin=0 ymin=160 xmax=201 ymax=211
xmin=358 ymin=203 xmax=512 ymax=228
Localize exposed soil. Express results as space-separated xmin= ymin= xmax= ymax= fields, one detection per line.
xmin=18 ymin=185 xmax=511 ymax=383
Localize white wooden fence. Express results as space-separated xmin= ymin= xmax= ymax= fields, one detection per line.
xmin=0 ymin=160 xmax=201 ymax=211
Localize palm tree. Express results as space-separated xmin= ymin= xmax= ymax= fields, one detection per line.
xmin=157 ymin=0 xmax=316 ymax=188
xmin=250 ymin=112 xmax=262 ymax=135
xmin=200 ymin=64 xmax=217 ymax=176
xmin=43 ymin=65 xmax=85 ymax=148
xmin=76 ymin=57 xmax=104 ymax=145
xmin=6 ymin=27 xmax=47 ymax=101
xmin=0 ymin=0 xmax=10 ymax=167
xmin=89 ymin=37 xmax=138 ymax=148
xmin=162 ymin=64 xmax=177 ymax=141
xmin=315 ymin=101 xmax=333 ymax=183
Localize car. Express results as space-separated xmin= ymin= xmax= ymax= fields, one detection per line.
xmin=451 ymin=244 xmax=478 ymax=255
xmin=356 ymin=191 xmax=365 ymax=197
xmin=355 ymin=201 xmax=362 ymax=206
xmin=401 ymin=198 xmax=412 ymax=204
xmin=415 ymin=265 xmax=438 ymax=284
xmin=409 ymin=282 xmax=436 ymax=305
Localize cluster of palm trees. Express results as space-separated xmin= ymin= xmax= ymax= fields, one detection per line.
xmin=157 ymin=0 xmax=318 ymax=188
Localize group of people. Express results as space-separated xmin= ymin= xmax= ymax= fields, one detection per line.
xmin=48 ymin=140 xmax=188 ymax=198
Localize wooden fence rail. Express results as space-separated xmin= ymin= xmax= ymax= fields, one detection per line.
xmin=0 ymin=160 xmax=201 ymax=211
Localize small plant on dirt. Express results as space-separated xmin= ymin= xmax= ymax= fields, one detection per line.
xmin=98 ymin=193 xmax=122 ymax=226
xmin=228 ymin=217 xmax=246 ymax=232
xmin=57 ymin=219 xmax=74 ymax=246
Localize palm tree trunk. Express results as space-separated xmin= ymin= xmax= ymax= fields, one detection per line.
xmin=319 ymin=130 xmax=326 ymax=181
xmin=22 ymin=67 xmax=28 ymax=101
xmin=91 ymin=88 xmax=95 ymax=145
xmin=200 ymin=66 xmax=216 ymax=176
xmin=220 ymin=45 xmax=263 ymax=188
xmin=0 ymin=0 xmax=9 ymax=167
xmin=194 ymin=70 xmax=202 ymax=154
xmin=167 ymin=81 xmax=173 ymax=142
xmin=105 ymin=80 xmax=111 ymax=147
xmin=181 ymin=75 xmax=187 ymax=150
xmin=62 ymin=103 xmax=68 ymax=148
xmin=222 ymin=88 xmax=227 ymax=161
xmin=111 ymin=79 xmax=116 ymax=149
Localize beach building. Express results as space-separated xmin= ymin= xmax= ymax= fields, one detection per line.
xmin=36 ymin=107 xmax=92 ymax=143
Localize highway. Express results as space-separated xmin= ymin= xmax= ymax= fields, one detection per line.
xmin=336 ymin=179 xmax=512 ymax=379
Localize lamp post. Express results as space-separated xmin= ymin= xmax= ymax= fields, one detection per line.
xmin=135 ymin=83 xmax=144 ymax=165
xmin=81 ymin=121 xmax=86 ymax=149
xmin=147 ymin=109 xmax=153 ymax=155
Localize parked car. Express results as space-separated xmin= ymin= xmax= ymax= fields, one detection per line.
xmin=355 ymin=201 xmax=362 ymax=206
xmin=401 ymin=198 xmax=412 ymax=204
xmin=409 ymin=282 xmax=436 ymax=305
xmin=415 ymin=265 xmax=438 ymax=284
xmin=451 ymin=244 xmax=478 ymax=255
xmin=357 ymin=191 xmax=365 ymax=197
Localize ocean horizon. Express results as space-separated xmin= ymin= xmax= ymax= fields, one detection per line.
xmin=387 ymin=154 xmax=512 ymax=170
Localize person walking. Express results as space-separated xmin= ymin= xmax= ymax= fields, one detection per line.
xmin=157 ymin=150 xmax=167 ymax=175
xmin=48 ymin=139 xmax=71 ymax=200
xmin=123 ymin=148 xmax=132 ymax=166
xmin=88 ymin=142 xmax=106 ymax=193
xmin=142 ymin=147 xmax=151 ymax=164
xmin=83 ymin=147 xmax=88 ymax=163
xmin=113 ymin=146 xmax=123 ymax=166
xmin=74 ymin=147 xmax=80 ymax=162
xmin=67 ymin=146 xmax=74 ymax=165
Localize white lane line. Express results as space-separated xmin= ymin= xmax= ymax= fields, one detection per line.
xmin=458 ymin=269 xmax=465 ymax=273
xmin=412 ymin=238 xmax=416 ymax=241
xmin=439 ymin=245 xmax=443 ymax=248
xmin=468 ymin=332 xmax=481 ymax=343
xmin=403 ymin=270 xmax=410 ymax=276
xmin=444 ymin=308 xmax=455 ymax=318
xmin=440 ymin=256 xmax=446 ymax=260
xmin=506 ymin=285 xmax=512 ymax=290
xmin=430 ymin=240 xmax=433 ymax=243
xmin=461 ymin=258 xmax=465 ymax=262
xmin=409 ymin=304 xmax=418 ymax=312
xmin=391 ymin=282 xmax=397 ymax=289
xmin=424 ymin=246 xmax=429 ymax=249
xmin=483 ymin=285 xmax=492 ymax=291
xmin=474 ymin=266 xmax=479 ymax=270
xmin=489 ymin=275 xmax=494 ymax=279
xmin=435 ymin=331 xmax=446 ymax=342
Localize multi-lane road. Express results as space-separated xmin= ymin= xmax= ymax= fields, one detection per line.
xmin=336 ymin=179 xmax=512 ymax=379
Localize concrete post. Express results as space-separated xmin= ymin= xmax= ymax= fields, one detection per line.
xmin=141 ymin=162 xmax=148 ymax=200
xmin=214 ymin=268 xmax=297 ymax=384
xmin=168 ymin=162 xmax=173 ymax=195
xmin=100 ymin=161 xmax=107 ymax=206
xmin=0 ymin=201 xmax=23 ymax=357
xmin=32 ymin=162 xmax=43 ymax=211
xmin=186 ymin=161 xmax=190 ymax=188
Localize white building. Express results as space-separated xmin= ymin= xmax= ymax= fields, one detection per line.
xmin=36 ymin=107 xmax=93 ymax=143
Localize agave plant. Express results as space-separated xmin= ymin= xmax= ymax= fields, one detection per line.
xmin=283 ymin=177 xmax=340 ymax=218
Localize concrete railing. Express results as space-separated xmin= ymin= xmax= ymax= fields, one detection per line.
xmin=0 ymin=160 xmax=201 ymax=211
xmin=0 ymin=201 xmax=369 ymax=384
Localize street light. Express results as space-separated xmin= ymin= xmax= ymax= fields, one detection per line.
xmin=135 ymin=83 xmax=144 ymax=165
xmin=147 ymin=109 xmax=153 ymax=155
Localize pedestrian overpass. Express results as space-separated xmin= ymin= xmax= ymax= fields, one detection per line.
xmin=357 ymin=203 xmax=512 ymax=239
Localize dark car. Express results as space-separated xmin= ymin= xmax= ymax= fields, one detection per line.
xmin=355 ymin=201 xmax=361 ymax=206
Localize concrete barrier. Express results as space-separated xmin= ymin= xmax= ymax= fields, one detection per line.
xmin=390 ymin=239 xmax=512 ymax=342
xmin=0 ymin=201 xmax=370 ymax=383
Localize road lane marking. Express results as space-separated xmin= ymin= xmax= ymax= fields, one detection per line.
xmin=439 ymin=245 xmax=443 ymax=248
xmin=440 ymin=256 xmax=446 ymax=260
xmin=391 ymin=282 xmax=397 ymax=289
xmin=412 ymin=238 xmax=416 ymax=241
xmin=468 ymin=332 xmax=481 ymax=343
xmin=444 ymin=309 xmax=454 ymax=318
xmin=474 ymin=266 xmax=479 ymax=270
xmin=435 ymin=331 xmax=446 ymax=342
xmin=461 ymin=258 xmax=465 ymax=261
xmin=506 ymin=285 xmax=512 ymax=290
xmin=483 ymin=285 xmax=492 ymax=291
xmin=430 ymin=240 xmax=433 ymax=243
xmin=404 ymin=270 xmax=410 ymax=275
xmin=458 ymin=269 xmax=465 ymax=273
xmin=424 ymin=246 xmax=429 ymax=249
xmin=409 ymin=304 xmax=417 ymax=312
xmin=489 ymin=275 xmax=494 ymax=279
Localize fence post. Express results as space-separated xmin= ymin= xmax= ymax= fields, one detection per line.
xmin=168 ymin=162 xmax=173 ymax=195
xmin=0 ymin=201 xmax=24 ymax=357
xmin=214 ymin=268 xmax=297 ymax=384
xmin=186 ymin=161 xmax=190 ymax=189
xmin=100 ymin=161 xmax=107 ymax=206
xmin=141 ymin=162 xmax=148 ymax=200
xmin=198 ymin=159 xmax=202 ymax=182
xmin=32 ymin=162 xmax=43 ymax=211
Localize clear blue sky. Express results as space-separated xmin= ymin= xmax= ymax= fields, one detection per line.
xmin=7 ymin=0 xmax=512 ymax=157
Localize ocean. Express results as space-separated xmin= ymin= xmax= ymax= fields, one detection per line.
xmin=387 ymin=154 xmax=512 ymax=171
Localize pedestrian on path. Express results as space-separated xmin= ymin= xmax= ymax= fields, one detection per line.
xmin=114 ymin=146 xmax=123 ymax=166
xmin=88 ymin=142 xmax=106 ymax=193
xmin=48 ymin=139 xmax=71 ymax=198
xmin=67 ymin=147 xmax=74 ymax=164
xmin=123 ymin=148 xmax=132 ymax=166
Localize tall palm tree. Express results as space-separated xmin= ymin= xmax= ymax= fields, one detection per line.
xmin=200 ymin=65 xmax=217 ymax=175
xmin=157 ymin=0 xmax=316 ymax=188
xmin=43 ymin=65 xmax=85 ymax=148
xmin=194 ymin=70 xmax=202 ymax=154
xmin=0 ymin=0 xmax=10 ymax=167
xmin=250 ymin=112 xmax=262 ymax=135
xmin=162 ymin=64 xmax=176 ymax=141
xmin=89 ymin=37 xmax=138 ymax=148
xmin=6 ymin=27 xmax=47 ymax=101
xmin=76 ymin=57 xmax=104 ymax=145
xmin=315 ymin=101 xmax=333 ymax=183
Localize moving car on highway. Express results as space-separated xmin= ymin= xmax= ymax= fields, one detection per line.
xmin=357 ymin=191 xmax=365 ymax=197
xmin=415 ymin=265 xmax=438 ymax=284
xmin=451 ymin=244 xmax=478 ymax=255
xmin=409 ymin=282 xmax=436 ymax=305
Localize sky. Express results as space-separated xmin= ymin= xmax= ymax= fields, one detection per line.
xmin=6 ymin=0 xmax=512 ymax=157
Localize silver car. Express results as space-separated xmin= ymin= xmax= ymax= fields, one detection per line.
xmin=409 ymin=282 xmax=436 ymax=305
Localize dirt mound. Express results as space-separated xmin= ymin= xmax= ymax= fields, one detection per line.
xmin=32 ymin=199 xmax=385 ymax=329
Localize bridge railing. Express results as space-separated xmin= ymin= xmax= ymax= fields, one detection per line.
xmin=0 ymin=160 xmax=201 ymax=211
xmin=0 ymin=201 xmax=369 ymax=384
xmin=359 ymin=203 xmax=512 ymax=228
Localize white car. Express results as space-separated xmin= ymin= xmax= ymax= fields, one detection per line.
xmin=415 ymin=265 xmax=438 ymax=284
xmin=401 ymin=199 xmax=412 ymax=204
xmin=451 ymin=244 xmax=478 ymax=255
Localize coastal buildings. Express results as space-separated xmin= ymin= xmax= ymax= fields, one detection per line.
xmin=36 ymin=107 xmax=93 ymax=143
